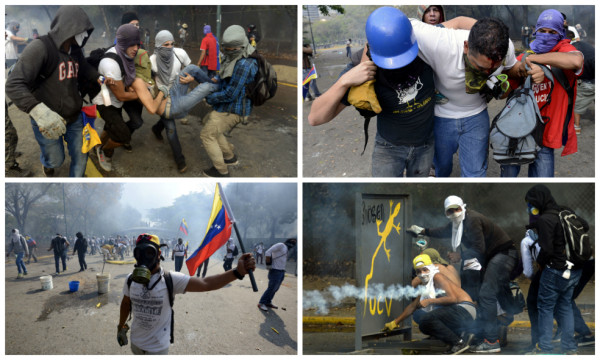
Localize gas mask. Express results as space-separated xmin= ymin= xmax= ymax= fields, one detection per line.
xmin=527 ymin=203 xmax=541 ymax=224
xmin=132 ymin=234 xmax=164 ymax=285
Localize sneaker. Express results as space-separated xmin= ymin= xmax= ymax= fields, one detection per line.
xmin=151 ymin=125 xmax=163 ymax=141
xmin=576 ymin=334 xmax=595 ymax=347
xmin=17 ymin=273 xmax=23 ymax=279
xmin=471 ymin=339 xmax=501 ymax=353
xmin=552 ymin=329 xmax=561 ymax=343
xmin=203 ymin=166 xmax=229 ymax=178
xmin=95 ymin=147 xmax=112 ymax=172
xmin=6 ymin=162 xmax=32 ymax=177
xmin=224 ymin=155 xmax=239 ymax=166
xmin=266 ymin=303 xmax=278 ymax=309
xmin=42 ymin=165 xmax=55 ymax=177
xmin=524 ymin=343 xmax=550 ymax=355
xmin=447 ymin=333 xmax=473 ymax=355
xmin=257 ymin=303 xmax=268 ymax=311
xmin=123 ymin=143 xmax=133 ymax=152
xmin=177 ymin=162 xmax=188 ymax=174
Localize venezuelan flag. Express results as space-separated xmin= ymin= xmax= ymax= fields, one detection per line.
xmin=302 ymin=65 xmax=317 ymax=86
xmin=185 ymin=184 xmax=232 ymax=275
xmin=179 ymin=218 xmax=189 ymax=236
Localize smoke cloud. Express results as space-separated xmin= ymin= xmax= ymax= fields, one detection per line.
xmin=303 ymin=282 xmax=443 ymax=314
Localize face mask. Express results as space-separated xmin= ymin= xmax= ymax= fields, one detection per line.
xmin=530 ymin=32 xmax=561 ymax=54
xmin=417 ymin=265 xmax=437 ymax=285
xmin=463 ymin=54 xmax=491 ymax=94
xmin=223 ymin=48 xmax=243 ymax=59
xmin=132 ymin=243 xmax=159 ymax=285
xmin=418 ymin=272 xmax=432 ymax=284
xmin=74 ymin=30 xmax=88 ymax=47
xmin=446 ymin=209 xmax=462 ymax=221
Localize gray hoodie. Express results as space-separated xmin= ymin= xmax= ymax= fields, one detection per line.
xmin=5 ymin=6 xmax=97 ymax=123
xmin=7 ymin=229 xmax=29 ymax=255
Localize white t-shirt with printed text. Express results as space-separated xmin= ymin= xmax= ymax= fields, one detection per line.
xmin=123 ymin=268 xmax=190 ymax=352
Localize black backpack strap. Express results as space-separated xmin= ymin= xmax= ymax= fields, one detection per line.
xmin=103 ymin=52 xmax=126 ymax=79
xmin=164 ymin=271 xmax=175 ymax=344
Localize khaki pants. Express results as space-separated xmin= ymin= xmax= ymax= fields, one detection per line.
xmin=200 ymin=110 xmax=242 ymax=174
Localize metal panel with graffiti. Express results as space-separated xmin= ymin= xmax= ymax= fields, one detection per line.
xmin=355 ymin=193 xmax=413 ymax=350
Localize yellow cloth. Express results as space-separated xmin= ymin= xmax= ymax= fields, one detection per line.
xmin=81 ymin=123 xmax=101 ymax=153
xmin=348 ymin=80 xmax=382 ymax=114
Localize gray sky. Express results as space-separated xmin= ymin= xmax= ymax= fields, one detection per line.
xmin=120 ymin=182 xmax=215 ymax=220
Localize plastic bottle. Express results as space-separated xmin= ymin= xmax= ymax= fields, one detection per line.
xmin=99 ymin=76 xmax=111 ymax=106
xmin=563 ymin=261 xmax=574 ymax=279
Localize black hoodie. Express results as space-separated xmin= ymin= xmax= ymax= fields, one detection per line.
xmin=5 ymin=6 xmax=98 ymax=123
xmin=525 ymin=184 xmax=588 ymax=270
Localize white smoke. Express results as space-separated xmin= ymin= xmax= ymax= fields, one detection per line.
xmin=303 ymin=283 xmax=442 ymax=315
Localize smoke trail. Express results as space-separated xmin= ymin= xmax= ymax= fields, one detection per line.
xmin=303 ymin=283 xmax=443 ymax=315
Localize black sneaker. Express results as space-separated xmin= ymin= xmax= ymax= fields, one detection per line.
xmin=202 ymin=166 xmax=230 ymax=177
xmin=447 ymin=333 xmax=473 ymax=355
xmin=6 ymin=163 xmax=32 ymax=177
xmin=42 ymin=165 xmax=55 ymax=177
xmin=151 ymin=125 xmax=163 ymax=141
xmin=576 ymin=334 xmax=595 ymax=347
xmin=177 ymin=162 xmax=188 ymax=174
xmin=224 ymin=155 xmax=239 ymax=166
xmin=123 ymin=143 xmax=133 ymax=152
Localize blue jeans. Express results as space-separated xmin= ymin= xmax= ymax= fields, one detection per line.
xmin=433 ymin=109 xmax=489 ymax=177
xmin=538 ymin=266 xmax=582 ymax=353
xmin=30 ymin=113 xmax=88 ymax=177
xmin=477 ymin=249 xmax=517 ymax=342
xmin=153 ymin=117 xmax=185 ymax=166
xmin=166 ymin=65 xmax=218 ymax=119
xmin=259 ymin=269 xmax=285 ymax=305
xmin=174 ymin=256 xmax=184 ymax=272
xmin=500 ymin=146 xmax=555 ymax=177
xmin=54 ymin=251 xmax=67 ymax=273
xmin=371 ymin=133 xmax=434 ymax=177
xmin=16 ymin=252 xmax=27 ymax=274
xmin=302 ymin=68 xmax=322 ymax=98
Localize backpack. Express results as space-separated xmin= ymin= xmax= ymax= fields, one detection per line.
xmin=54 ymin=236 xmax=66 ymax=253
xmin=557 ymin=209 xmax=591 ymax=267
xmin=80 ymin=47 xmax=125 ymax=101
xmin=127 ymin=271 xmax=175 ymax=343
xmin=245 ymin=51 xmax=277 ymax=106
xmin=232 ymin=245 xmax=239 ymax=257
xmin=489 ymin=56 xmax=555 ymax=165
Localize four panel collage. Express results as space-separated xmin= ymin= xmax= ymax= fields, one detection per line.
xmin=3 ymin=3 xmax=595 ymax=357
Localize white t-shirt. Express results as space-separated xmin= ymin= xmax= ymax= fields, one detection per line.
xmin=123 ymin=268 xmax=190 ymax=353
xmin=257 ymin=244 xmax=263 ymax=255
xmin=410 ymin=19 xmax=517 ymax=119
xmin=173 ymin=243 xmax=186 ymax=257
xmin=226 ymin=240 xmax=235 ymax=259
xmin=265 ymin=243 xmax=288 ymax=270
xmin=93 ymin=48 xmax=124 ymax=108
xmin=150 ymin=48 xmax=191 ymax=88
xmin=5 ymin=29 xmax=18 ymax=60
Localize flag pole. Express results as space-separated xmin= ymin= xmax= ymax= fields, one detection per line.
xmin=219 ymin=183 xmax=258 ymax=292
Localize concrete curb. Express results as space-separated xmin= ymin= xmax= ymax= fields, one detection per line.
xmin=303 ymin=316 xmax=595 ymax=330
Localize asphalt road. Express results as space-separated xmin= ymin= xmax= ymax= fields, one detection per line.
xmin=5 ymin=253 xmax=298 ymax=355
xmin=303 ymin=48 xmax=595 ymax=178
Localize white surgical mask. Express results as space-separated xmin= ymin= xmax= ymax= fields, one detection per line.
xmin=74 ymin=30 xmax=88 ymax=47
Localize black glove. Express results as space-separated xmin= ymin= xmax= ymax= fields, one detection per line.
xmin=117 ymin=324 xmax=129 ymax=346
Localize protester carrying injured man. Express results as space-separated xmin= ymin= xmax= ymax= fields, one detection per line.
xmin=117 ymin=233 xmax=255 ymax=355
xmin=382 ymin=254 xmax=477 ymax=355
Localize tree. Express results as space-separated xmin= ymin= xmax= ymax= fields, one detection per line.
xmin=317 ymin=5 xmax=345 ymax=16
xmin=5 ymin=183 xmax=54 ymax=234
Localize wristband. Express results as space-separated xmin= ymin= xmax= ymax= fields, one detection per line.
xmin=233 ymin=268 xmax=245 ymax=280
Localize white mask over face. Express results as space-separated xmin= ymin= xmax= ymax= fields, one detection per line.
xmin=75 ymin=30 xmax=88 ymax=47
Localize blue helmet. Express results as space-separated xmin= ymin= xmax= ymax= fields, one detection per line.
xmin=365 ymin=7 xmax=419 ymax=69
